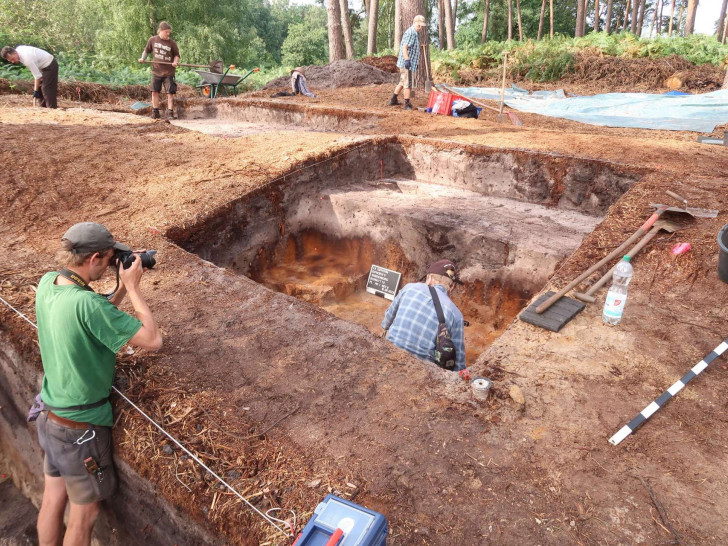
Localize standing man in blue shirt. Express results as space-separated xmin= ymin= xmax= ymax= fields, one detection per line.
xmin=389 ymin=15 xmax=427 ymax=111
xmin=381 ymin=259 xmax=466 ymax=371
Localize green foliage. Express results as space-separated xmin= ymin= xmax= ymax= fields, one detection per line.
xmin=281 ymin=7 xmax=329 ymax=67
xmin=429 ymin=33 xmax=728 ymax=83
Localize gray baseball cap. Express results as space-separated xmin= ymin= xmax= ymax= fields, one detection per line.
xmin=62 ymin=222 xmax=130 ymax=253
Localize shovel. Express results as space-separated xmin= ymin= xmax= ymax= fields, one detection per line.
xmin=649 ymin=190 xmax=719 ymax=218
xmin=142 ymin=59 xmax=224 ymax=73
xmin=573 ymin=219 xmax=680 ymax=303
xmin=496 ymin=52 xmax=510 ymax=124
xmin=422 ymin=44 xmax=432 ymax=96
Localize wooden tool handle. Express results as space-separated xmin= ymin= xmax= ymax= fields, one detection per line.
xmin=665 ymin=190 xmax=687 ymax=207
xmin=585 ymin=226 xmax=659 ymax=297
xmin=534 ymin=209 xmax=664 ymax=314
xmin=439 ymin=84 xmax=500 ymax=112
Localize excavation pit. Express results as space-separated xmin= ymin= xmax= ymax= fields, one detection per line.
xmin=169 ymin=140 xmax=644 ymax=365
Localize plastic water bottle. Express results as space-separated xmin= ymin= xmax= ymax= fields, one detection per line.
xmin=602 ymin=256 xmax=633 ymax=326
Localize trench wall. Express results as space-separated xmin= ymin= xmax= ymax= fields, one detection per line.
xmin=168 ymin=138 xmax=645 ymax=294
xmin=179 ymin=99 xmax=381 ymax=133
xmin=0 ymin=326 xmax=221 ymax=545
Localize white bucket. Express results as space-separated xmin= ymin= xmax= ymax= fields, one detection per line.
xmin=472 ymin=378 xmax=492 ymax=401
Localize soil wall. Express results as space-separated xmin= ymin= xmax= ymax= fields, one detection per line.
xmin=0 ymin=326 xmax=221 ymax=545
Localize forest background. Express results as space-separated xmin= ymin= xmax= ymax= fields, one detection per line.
xmin=0 ymin=0 xmax=727 ymax=89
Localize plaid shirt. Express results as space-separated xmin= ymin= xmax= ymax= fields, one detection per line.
xmin=382 ymin=282 xmax=466 ymax=371
xmin=397 ymin=26 xmax=421 ymax=72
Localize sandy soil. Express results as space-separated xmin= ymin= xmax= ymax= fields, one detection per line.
xmin=1 ymin=74 xmax=728 ymax=545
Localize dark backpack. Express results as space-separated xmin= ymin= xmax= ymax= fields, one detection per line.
xmin=428 ymin=286 xmax=457 ymax=370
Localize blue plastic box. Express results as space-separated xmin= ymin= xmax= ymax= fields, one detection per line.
xmin=294 ymin=494 xmax=388 ymax=546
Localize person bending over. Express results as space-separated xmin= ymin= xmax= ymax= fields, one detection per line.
xmin=1 ymin=45 xmax=58 ymax=108
xmin=382 ymin=259 xmax=466 ymax=371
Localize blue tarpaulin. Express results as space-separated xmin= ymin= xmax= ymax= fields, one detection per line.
xmin=450 ymin=86 xmax=728 ymax=132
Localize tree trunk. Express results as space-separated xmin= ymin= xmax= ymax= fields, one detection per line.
xmin=516 ymin=0 xmax=524 ymax=39
xmin=723 ymin=10 xmax=728 ymax=42
xmin=538 ymin=0 xmax=547 ymax=38
xmin=508 ymin=0 xmax=513 ymax=40
xmin=717 ymin=0 xmax=728 ymax=40
xmin=550 ymin=0 xmax=554 ymax=37
xmin=657 ymin=0 xmax=665 ymax=33
xmin=581 ymin=0 xmax=588 ymax=34
xmin=453 ymin=0 xmax=459 ymax=22
xmin=606 ymin=0 xmax=613 ymax=33
xmin=630 ymin=0 xmax=639 ymax=33
xmin=367 ymin=0 xmax=379 ymax=54
xmin=594 ymin=0 xmax=601 ymax=32
xmin=439 ymin=0 xmax=446 ymax=48
xmin=650 ymin=0 xmax=659 ymax=35
xmin=575 ymin=0 xmax=583 ymax=36
xmin=723 ymin=66 xmax=728 ymax=88
xmin=677 ymin=0 xmax=685 ymax=34
xmin=684 ymin=0 xmax=698 ymax=34
xmin=576 ymin=0 xmax=585 ymax=36
xmin=622 ymin=0 xmax=630 ymax=31
xmin=443 ymin=0 xmax=455 ymax=48
xmin=327 ymin=0 xmax=345 ymax=62
xmin=399 ymin=0 xmax=429 ymax=90
xmin=395 ymin=0 xmax=402 ymax=51
xmin=637 ymin=0 xmax=647 ymax=34
xmin=339 ymin=0 xmax=355 ymax=59
xmin=668 ymin=0 xmax=676 ymax=35
xmin=482 ymin=0 xmax=491 ymax=42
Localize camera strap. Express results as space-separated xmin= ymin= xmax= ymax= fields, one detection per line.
xmin=58 ymin=268 xmax=93 ymax=292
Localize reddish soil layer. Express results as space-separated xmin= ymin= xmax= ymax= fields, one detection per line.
xmin=1 ymin=68 xmax=728 ymax=545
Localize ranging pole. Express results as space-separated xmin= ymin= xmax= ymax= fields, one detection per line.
xmin=609 ymin=337 xmax=728 ymax=445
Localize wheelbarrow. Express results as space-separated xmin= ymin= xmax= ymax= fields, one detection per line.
xmin=196 ymin=65 xmax=259 ymax=98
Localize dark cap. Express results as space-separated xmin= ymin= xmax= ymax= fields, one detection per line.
xmin=62 ymin=222 xmax=130 ymax=254
xmin=427 ymin=259 xmax=463 ymax=285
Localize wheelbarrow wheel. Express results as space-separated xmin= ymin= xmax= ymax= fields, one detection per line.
xmin=199 ymin=85 xmax=213 ymax=98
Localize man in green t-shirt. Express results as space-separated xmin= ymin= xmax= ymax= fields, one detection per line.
xmin=35 ymin=222 xmax=162 ymax=546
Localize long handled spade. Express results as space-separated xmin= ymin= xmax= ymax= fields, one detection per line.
xmin=496 ymin=52 xmax=511 ymax=123
xmin=142 ymin=59 xmax=224 ymax=73
xmin=573 ymin=220 xmax=680 ymax=303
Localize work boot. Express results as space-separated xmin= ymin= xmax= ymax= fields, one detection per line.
xmin=403 ymin=101 xmax=413 ymax=111
xmin=388 ymin=94 xmax=400 ymax=106
xmin=152 ymin=108 xmax=160 ymax=120
xmin=166 ymin=109 xmax=177 ymax=120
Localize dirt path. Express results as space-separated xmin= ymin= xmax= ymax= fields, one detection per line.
xmin=1 ymin=85 xmax=728 ymax=544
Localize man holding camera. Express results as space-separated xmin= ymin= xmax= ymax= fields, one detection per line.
xmin=1 ymin=45 xmax=58 ymax=108
xmin=34 ymin=222 xmax=162 ymax=545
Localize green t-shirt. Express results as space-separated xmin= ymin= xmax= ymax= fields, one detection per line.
xmin=36 ymin=272 xmax=142 ymax=426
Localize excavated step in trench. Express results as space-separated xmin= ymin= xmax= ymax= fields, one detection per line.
xmin=173 ymin=99 xmax=379 ymax=135
xmin=170 ymin=139 xmax=644 ymax=366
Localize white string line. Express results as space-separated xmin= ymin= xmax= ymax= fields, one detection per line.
xmin=0 ymin=295 xmax=292 ymax=537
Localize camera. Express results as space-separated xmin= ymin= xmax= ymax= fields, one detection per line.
xmin=114 ymin=249 xmax=157 ymax=270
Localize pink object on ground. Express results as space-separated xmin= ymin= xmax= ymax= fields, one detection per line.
xmin=671 ymin=243 xmax=691 ymax=255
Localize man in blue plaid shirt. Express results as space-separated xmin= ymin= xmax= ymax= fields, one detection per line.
xmin=381 ymin=260 xmax=466 ymax=371
xmin=389 ymin=15 xmax=427 ymax=111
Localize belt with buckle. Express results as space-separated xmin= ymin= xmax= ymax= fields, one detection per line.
xmin=47 ymin=411 xmax=90 ymax=430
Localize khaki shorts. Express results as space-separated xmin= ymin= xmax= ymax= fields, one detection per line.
xmin=398 ymin=68 xmax=413 ymax=89
xmin=37 ymin=412 xmax=117 ymax=504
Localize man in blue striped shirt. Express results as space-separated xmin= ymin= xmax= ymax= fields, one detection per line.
xmin=382 ymin=259 xmax=466 ymax=371
xmin=389 ymin=15 xmax=427 ymax=111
